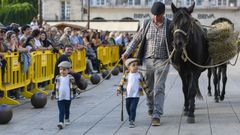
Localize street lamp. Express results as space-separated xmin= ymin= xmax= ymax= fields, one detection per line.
xmin=87 ymin=0 xmax=90 ymax=29
xmin=38 ymin=0 xmax=43 ymax=27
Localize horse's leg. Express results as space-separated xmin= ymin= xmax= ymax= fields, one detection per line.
xmin=220 ymin=64 xmax=227 ymax=101
xmin=179 ymin=71 xmax=189 ymax=116
xmin=213 ymin=67 xmax=220 ymax=102
xmin=187 ymin=71 xmax=201 ymax=123
xmin=207 ymin=68 xmax=212 ymax=96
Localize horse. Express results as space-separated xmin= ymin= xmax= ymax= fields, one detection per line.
xmin=207 ymin=18 xmax=234 ymax=102
xmin=171 ymin=3 xmax=209 ymax=123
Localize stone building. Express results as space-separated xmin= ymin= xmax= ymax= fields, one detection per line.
xmin=43 ymin=0 xmax=240 ymax=31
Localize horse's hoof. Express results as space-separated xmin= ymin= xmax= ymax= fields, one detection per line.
xmin=220 ymin=96 xmax=225 ymax=101
xmin=187 ymin=117 xmax=195 ymax=123
xmin=215 ymin=98 xmax=219 ymax=103
xmin=208 ymin=93 xmax=212 ymax=96
xmin=183 ymin=111 xmax=188 ymax=116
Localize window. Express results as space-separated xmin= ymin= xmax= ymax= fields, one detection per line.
xmin=229 ymin=0 xmax=237 ymax=7
xmin=209 ymin=0 xmax=217 ymax=6
xmin=186 ymin=0 xmax=194 ymax=5
xmin=145 ymin=0 xmax=152 ymax=5
xmin=129 ymin=0 xmax=133 ymax=5
xmin=61 ymin=1 xmax=71 ymax=20
xmin=116 ymin=0 xmax=128 ymax=5
xmin=96 ymin=0 xmax=105 ymax=5
xmin=196 ymin=0 xmax=203 ymax=6
xmin=135 ymin=0 xmax=141 ymax=5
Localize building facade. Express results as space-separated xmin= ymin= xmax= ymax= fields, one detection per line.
xmin=43 ymin=0 xmax=240 ymax=31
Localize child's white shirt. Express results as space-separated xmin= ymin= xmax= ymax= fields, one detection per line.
xmin=58 ymin=75 xmax=70 ymax=100
xmin=126 ymin=72 xmax=141 ymax=98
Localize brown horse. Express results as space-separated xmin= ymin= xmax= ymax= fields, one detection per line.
xmin=171 ymin=3 xmax=209 ymax=123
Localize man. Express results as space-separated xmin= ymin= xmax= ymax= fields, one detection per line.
xmin=60 ymin=27 xmax=72 ymax=47
xmin=54 ymin=45 xmax=82 ymax=90
xmin=122 ymin=1 xmax=173 ymax=126
xmin=20 ymin=25 xmax=31 ymax=47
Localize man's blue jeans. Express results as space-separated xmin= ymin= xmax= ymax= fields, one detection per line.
xmin=126 ymin=97 xmax=139 ymax=122
xmin=58 ymin=100 xmax=71 ymax=123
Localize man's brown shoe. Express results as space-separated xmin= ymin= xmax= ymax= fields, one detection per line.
xmin=151 ymin=118 xmax=160 ymax=126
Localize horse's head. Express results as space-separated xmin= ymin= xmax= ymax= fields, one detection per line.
xmin=171 ymin=2 xmax=195 ymax=50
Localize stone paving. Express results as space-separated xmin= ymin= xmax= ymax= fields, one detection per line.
xmin=1 ymin=60 xmax=240 ymax=135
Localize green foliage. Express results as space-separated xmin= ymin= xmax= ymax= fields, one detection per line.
xmin=0 ymin=2 xmax=37 ymax=25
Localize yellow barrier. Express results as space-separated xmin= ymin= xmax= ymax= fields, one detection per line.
xmin=0 ymin=52 xmax=32 ymax=105
xmin=71 ymin=49 xmax=86 ymax=73
xmin=0 ymin=46 xmax=119 ymax=105
xmin=30 ymin=50 xmax=54 ymax=95
xmin=97 ymin=45 xmax=120 ymax=70
xmin=111 ymin=45 xmax=119 ymax=64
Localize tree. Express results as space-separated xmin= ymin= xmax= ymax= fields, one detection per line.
xmin=0 ymin=0 xmax=37 ymax=25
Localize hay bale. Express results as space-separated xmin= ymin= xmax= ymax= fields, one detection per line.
xmin=207 ymin=22 xmax=239 ymax=64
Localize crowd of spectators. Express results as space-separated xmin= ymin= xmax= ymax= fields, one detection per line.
xmin=0 ymin=19 xmax=132 ymax=100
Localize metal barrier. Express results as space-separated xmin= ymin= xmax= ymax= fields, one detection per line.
xmin=71 ymin=49 xmax=86 ymax=73
xmin=97 ymin=45 xmax=119 ymax=70
xmin=0 ymin=46 xmax=120 ymax=105
xmin=0 ymin=52 xmax=32 ymax=105
xmin=30 ymin=50 xmax=54 ymax=95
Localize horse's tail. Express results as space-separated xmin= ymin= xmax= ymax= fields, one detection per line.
xmin=196 ymin=87 xmax=203 ymax=100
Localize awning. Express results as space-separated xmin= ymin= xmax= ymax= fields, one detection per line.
xmin=47 ymin=21 xmax=140 ymax=32
xmin=47 ymin=22 xmax=87 ymax=31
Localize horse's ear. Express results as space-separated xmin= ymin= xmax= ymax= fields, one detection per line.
xmin=187 ymin=2 xmax=195 ymax=14
xmin=171 ymin=3 xmax=177 ymax=14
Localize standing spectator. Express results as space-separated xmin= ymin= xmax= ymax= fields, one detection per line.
xmin=51 ymin=61 xmax=81 ymax=129
xmin=24 ymin=29 xmax=44 ymax=51
xmin=40 ymin=31 xmax=52 ymax=49
xmin=122 ymin=2 xmax=173 ymax=126
xmin=5 ymin=31 xmax=28 ymax=99
xmin=20 ymin=25 xmax=31 ymax=47
xmin=0 ymin=26 xmax=7 ymax=97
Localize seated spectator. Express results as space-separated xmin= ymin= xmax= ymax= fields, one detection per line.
xmin=48 ymin=27 xmax=61 ymax=50
xmin=86 ymin=43 xmax=99 ymax=73
xmin=60 ymin=27 xmax=71 ymax=48
xmin=108 ymin=32 xmax=116 ymax=45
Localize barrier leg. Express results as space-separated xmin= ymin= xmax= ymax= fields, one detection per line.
xmin=30 ymin=83 xmax=48 ymax=95
xmin=45 ymin=80 xmax=54 ymax=90
xmin=82 ymin=72 xmax=90 ymax=79
xmin=0 ymin=90 xmax=20 ymax=105
xmin=21 ymin=86 xmax=33 ymax=98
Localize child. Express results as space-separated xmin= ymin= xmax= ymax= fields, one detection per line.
xmin=51 ymin=61 xmax=81 ymax=129
xmin=117 ymin=58 xmax=151 ymax=128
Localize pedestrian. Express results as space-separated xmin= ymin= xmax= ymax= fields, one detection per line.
xmin=51 ymin=61 xmax=81 ymax=129
xmin=117 ymin=58 xmax=150 ymax=128
xmin=121 ymin=1 xmax=173 ymax=126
